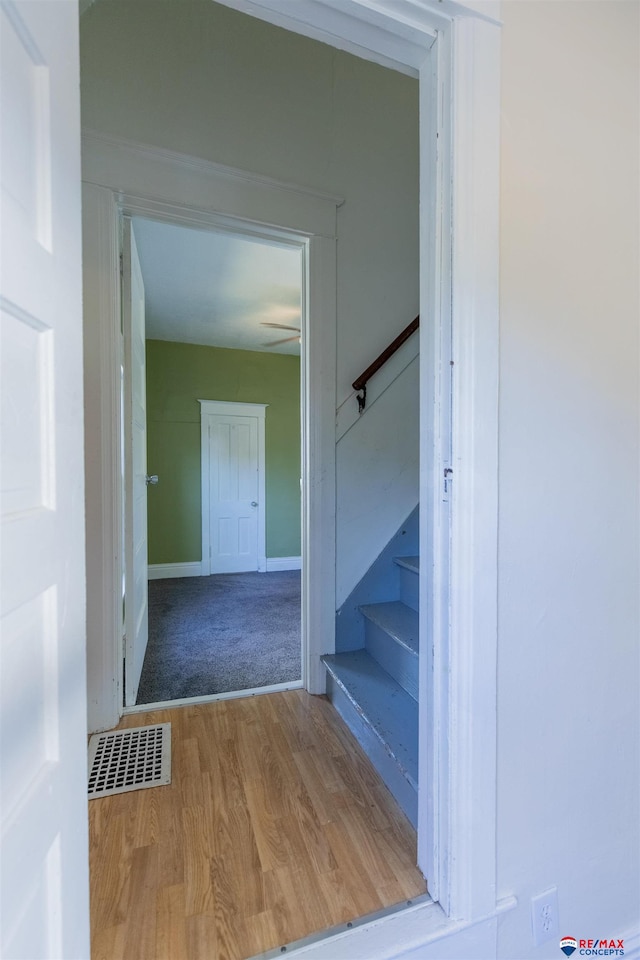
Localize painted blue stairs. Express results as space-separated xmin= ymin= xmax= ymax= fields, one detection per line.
xmin=322 ymin=555 xmax=420 ymax=827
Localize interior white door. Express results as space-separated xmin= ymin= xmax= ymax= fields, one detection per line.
xmin=0 ymin=1 xmax=90 ymax=957
xmin=209 ymin=415 xmax=261 ymax=573
xmin=123 ymin=218 xmax=149 ymax=706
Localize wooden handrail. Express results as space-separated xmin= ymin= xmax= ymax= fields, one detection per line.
xmin=352 ymin=315 xmax=419 ymax=412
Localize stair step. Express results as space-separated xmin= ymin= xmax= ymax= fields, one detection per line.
xmin=361 ymin=601 xmax=418 ymax=700
xmin=360 ymin=601 xmax=419 ymax=653
xmin=394 ymin=556 xmax=419 ymax=611
xmin=322 ymin=650 xmax=418 ymax=827
xmin=360 ymin=600 xmax=418 ymax=700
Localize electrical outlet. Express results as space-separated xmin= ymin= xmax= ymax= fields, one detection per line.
xmin=531 ymin=887 xmax=559 ymax=947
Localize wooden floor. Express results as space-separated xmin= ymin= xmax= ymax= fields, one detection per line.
xmin=89 ymin=690 xmax=426 ymax=960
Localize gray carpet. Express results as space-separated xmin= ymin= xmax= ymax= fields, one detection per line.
xmin=136 ymin=571 xmax=301 ymax=705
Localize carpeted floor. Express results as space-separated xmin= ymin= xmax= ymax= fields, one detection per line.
xmin=136 ymin=571 xmax=301 ymax=705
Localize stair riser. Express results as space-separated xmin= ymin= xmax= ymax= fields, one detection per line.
xmin=325 ymin=673 xmax=418 ymax=828
xmin=364 ymin=620 xmax=418 ymax=701
xmin=399 ymin=566 xmax=419 ymax=612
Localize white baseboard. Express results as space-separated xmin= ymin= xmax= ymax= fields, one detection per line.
xmin=266 ymin=556 xmax=301 ymax=572
xmin=149 ymin=559 xmax=300 ymax=577
xmin=148 ymin=562 xmax=202 ymax=580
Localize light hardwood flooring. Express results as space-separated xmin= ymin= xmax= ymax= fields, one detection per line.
xmin=89 ymin=690 xmax=426 ymax=960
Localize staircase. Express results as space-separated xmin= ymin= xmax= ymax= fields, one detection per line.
xmin=322 ymin=555 xmax=419 ymax=827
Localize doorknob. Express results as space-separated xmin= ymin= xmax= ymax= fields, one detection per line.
xmin=251 ymin=501 xmax=258 ymax=507
xmin=146 ymin=475 xmax=159 ymax=485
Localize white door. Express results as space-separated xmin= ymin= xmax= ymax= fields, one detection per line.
xmin=210 ymin=415 xmax=259 ymax=573
xmin=123 ymin=219 xmax=149 ymax=706
xmin=201 ymin=402 xmax=267 ymax=575
xmin=0 ymin=2 xmax=90 ymax=957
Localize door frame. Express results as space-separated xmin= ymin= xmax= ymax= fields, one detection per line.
xmin=199 ymin=400 xmax=268 ymax=576
xmin=83 ymin=135 xmax=340 ymax=730
xmin=122 ymin=217 xmax=149 ymax=706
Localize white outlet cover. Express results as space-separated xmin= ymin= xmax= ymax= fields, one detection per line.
xmin=531 ymin=887 xmax=560 ymax=947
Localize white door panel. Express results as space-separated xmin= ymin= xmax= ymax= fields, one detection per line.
xmin=199 ymin=401 xmax=267 ymax=576
xmin=123 ymin=219 xmax=149 ymax=706
xmin=210 ymin=416 xmax=259 ymax=573
xmin=0 ymin=2 xmax=90 ymax=957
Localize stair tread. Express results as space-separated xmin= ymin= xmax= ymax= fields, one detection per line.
xmin=394 ymin=556 xmax=420 ymax=574
xmin=360 ymin=601 xmax=418 ymax=655
xmin=322 ymin=650 xmax=418 ymax=788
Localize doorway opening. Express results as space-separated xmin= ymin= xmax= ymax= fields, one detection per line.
xmin=121 ymin=214 xmax=306 ymax=711
xmin=73 ymin=0 xmax=502 ymax=950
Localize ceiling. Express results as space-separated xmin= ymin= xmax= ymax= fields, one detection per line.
xmin=132 ymin=217 xmax=302 ymax=356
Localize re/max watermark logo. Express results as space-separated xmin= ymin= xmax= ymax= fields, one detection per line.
xmin=560 ymin=937 xmax=625 ymax=957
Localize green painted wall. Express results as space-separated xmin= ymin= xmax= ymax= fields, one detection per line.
xmin=146 ymin=340 xmax=300 ymax=565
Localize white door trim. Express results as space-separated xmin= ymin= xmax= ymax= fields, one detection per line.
xmin=82 ymin=137 xmax=339 ymax=732
xmin=82 ymin=182 xmax=124 ymax=735
xmin=122 ymin=218 xmax=149 ymax=707
xmin=441 ymin=15 xmax=501 ymax=923
xmin=199 ymin=400 xmax=268 ymax=576
xmin=81 ymin=131 xmax=341 ymax=238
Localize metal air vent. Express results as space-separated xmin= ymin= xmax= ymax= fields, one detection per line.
xmin=87 ymin=723 xmax=171 ymax=799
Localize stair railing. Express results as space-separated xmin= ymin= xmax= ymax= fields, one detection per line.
xmin=352 ymin=315 xmax=419 ymax=413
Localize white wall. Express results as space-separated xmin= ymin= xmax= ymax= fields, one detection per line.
xmin=80 ymin=0 xmax=419 ymax=603
xmin=496 ymin=3 xmax=639 ymax=957
xmin=336 ymin=358 xmax=419 ymax=604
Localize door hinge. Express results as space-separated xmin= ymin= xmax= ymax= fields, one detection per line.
xmin=443 ymin=467 xmax=453 ymax=497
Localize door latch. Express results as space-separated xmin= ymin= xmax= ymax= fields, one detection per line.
xmin=145 ymin=475 xmax=159 ymax=485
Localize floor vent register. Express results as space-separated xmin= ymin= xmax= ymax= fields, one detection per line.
xmin=87 ymin=723 xmax=171 ymax=799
